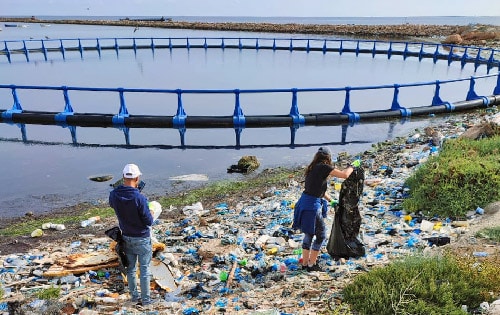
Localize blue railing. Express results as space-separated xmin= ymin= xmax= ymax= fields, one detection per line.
xmin=1 ymin=36 xmax=500 ymax=146
xmin=2 ymin=36 xmax=500 ymax=72
xmin=1 ymin=74 xmax=498 ymax=126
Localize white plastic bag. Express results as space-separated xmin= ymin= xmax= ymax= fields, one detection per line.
xmin=148 ymin=201 xmax=163 ymax=221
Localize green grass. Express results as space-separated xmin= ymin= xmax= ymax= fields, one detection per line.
xmin=0 ymin=205 xmax=114 ymax=237
xmin=342 ymin=255 xmax=499 ymax=315
xmin=0 ymin=167 xmax=301 ymax=237
xmin=157 ymin=167 xmax=298 ymax=206
xmin=476 ymin=226 xmax=500 ymax=242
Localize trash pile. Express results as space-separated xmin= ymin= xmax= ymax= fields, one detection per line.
xmin=1 ymin=111 xmax=499 ymax=315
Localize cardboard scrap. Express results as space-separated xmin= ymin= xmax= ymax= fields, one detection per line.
xmin=56 ymin=251 xmax=118 ymax=268
xmin=43 ymin=261 xmax=120 ymax=277
xmin=150 ymin=258 xmax=177 ymax=292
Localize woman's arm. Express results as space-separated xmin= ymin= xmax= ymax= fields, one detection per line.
xmin=329 ymin=166 xmax=353 ymax=179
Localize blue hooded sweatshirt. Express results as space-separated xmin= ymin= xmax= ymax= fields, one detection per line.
xmin=109 ymin=185 xmax=153 ymax=238
xmin=292 ymin=193 xmax=328 ymax=235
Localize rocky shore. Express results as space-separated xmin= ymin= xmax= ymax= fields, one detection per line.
xmin=1 ymin=16 xmax=499 ymax=47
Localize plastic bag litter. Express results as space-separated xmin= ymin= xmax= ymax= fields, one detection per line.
xmin=149 ymin=200 xmax=163 ymax=221
xmin=182 ymin=202 xmax=209 ymax=216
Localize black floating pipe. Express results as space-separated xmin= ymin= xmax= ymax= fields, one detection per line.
xmin=1 ymin=95 xmax=498 ymax=128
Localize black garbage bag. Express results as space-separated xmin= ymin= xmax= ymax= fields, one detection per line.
xmin=327 ymin=166 xmax=366 ymax=260
xmin=105 ymin=226 xmax=128 ymax=273
xmin=424 ymin=236 xmax=451 ymax=246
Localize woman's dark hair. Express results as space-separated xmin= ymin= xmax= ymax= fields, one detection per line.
xmin=305 ymin=151 xmax=332 ymax=176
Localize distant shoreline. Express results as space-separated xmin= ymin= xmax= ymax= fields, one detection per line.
xmin=0 ymin=16 xmax=485 ymax=40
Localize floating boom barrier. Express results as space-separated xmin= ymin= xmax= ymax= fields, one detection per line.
xmin=1 ymin=36 xmax=499 ymax=132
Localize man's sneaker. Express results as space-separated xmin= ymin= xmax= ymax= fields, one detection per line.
xmin=307 ymin=264 xmax=323 ymax=272
xmin=138 ymin=298 xmax=159 ymax=307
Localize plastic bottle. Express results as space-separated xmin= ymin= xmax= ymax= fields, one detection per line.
xmin=279 ymin=263 xmax=287 ymax=273
xmin=60 ymin=275 xmax=80 ymax=284
xmin=41 ymin=222 xmax=53 ymax=229
xmin=42 ymin=223 xmax=65 ymax=231
xmin=473 ymin=252 xmax=488 ymax=257
xmin=31 ymin=229 xmax=43 ymax=238
xmin=219 ymin=270 xmax=228 ymax=282
xmin=80 ymin=216 xmax=100 ymax=227
xmin=94 ymin=296 xmax=117 ymax=304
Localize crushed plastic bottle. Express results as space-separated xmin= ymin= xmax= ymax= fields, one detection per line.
xmin=70 ymin=241 xmax=81 ymax=248
xmin=31 ymin=228 xmax=43 ymax=238
xmin=183 ymin=307 xmax=201 ymax=315
xmin=60 ymin=275 xmax=80 ymax=284
xmin=29 ymin=299 xmax=45 ymax=308
xmin=41 ymin=222 xmax=66 ymax=231
xmin=80 ymin=216 xmax=100 ymax=227
xmin=473 ymin=252 xmax=488 ymax=257
xmin=219 ymin=270 xmax=228 ymax=282
xmin=5 ymin=256 xmax=28 ymax=268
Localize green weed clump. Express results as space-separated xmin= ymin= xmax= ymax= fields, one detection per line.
xmin=34 ymin=286 xmax=60 ymax=299
xmin=342 ymin=255 xmax=496 ymax=315
xmin=476 ymin=226 xmax=500 ymax=242
xmin=403 ymin=136 xmax=500 ymax=218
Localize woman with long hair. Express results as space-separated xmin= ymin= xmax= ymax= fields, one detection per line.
xmin=292 ymin=147 xmax=354 ymax=272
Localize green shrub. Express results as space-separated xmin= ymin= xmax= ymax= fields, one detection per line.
xmin=342 ymin=255 xmax=496 ymax=315
xmin=451 ymin=252 xmax=500 ymax=298
xmin=476 ymin=226 xmax=500 ymax=242
xmin=403 ymin=136 xmax=500 ymax=217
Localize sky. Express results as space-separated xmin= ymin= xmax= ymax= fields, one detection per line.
xmin=1 ymin=0 xmax=499 ymax=17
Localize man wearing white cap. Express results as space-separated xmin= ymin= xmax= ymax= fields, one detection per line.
xmin=109 ymin=163 xmax=155 ymax=306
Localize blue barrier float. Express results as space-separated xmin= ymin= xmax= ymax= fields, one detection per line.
xmin=9 ymin=35 xmax=491 ymax=63
xmin=1 ymin=72 xmax=498 ymax=129
xmin=1 ymin=36 xmax=499 ymax=141
xmin=54 ymin=87 xmax=74 ymax=123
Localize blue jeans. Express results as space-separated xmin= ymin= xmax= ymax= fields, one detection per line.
xmin=302 ymin=210 xmax=326 ymax=251
xmin=123 ymin=235 xmax=152 ymax=304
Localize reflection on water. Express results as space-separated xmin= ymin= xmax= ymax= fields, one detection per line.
xmin=0 ymin=23 xmax=493 ymax=218
xmin=0 ymin=117 xmax=449 ymax=218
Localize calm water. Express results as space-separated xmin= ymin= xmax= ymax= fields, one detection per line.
xmin=0 ymin=19 xmax=497 ymax=219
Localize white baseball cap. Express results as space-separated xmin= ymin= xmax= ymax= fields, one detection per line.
xmin=122 ymin=163 xmax=142 ymax=178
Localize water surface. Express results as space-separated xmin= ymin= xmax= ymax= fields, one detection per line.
xmin=0 ymin=21 xmax=495 ymax=218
